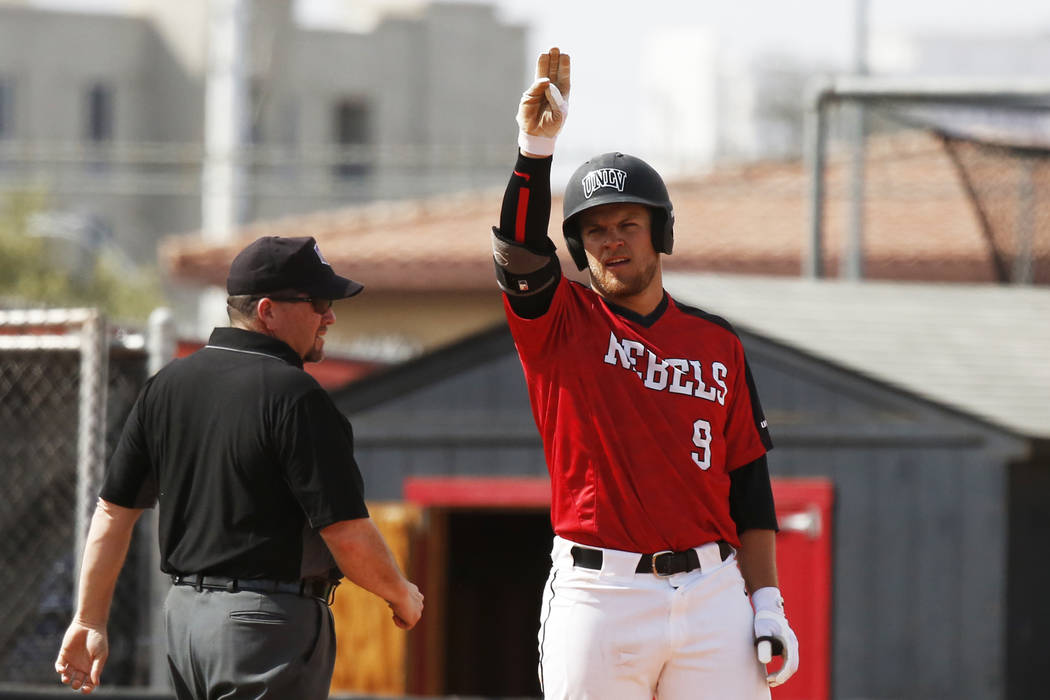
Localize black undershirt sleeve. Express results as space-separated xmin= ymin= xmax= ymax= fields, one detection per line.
xmin=493 ymin=152 xmax=561 ymax=319
xmin=728 ymin=454 xmax=779 ymax=535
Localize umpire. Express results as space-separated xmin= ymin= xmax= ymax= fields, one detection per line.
xmin=55 ymin=236 xmax=423 ymax=697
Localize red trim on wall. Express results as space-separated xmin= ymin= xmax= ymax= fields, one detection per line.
xmin=404 ymin=476 xmax=551 ymax=508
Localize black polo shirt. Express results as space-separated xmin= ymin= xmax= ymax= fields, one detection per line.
xmin=101 ymin=327 xmax=369 ymax=581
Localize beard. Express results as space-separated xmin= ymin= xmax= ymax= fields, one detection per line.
xmin=304 ymin=337 xmax=326 ymax=363
xmin=588 ymin=255 xmax=660 ymax=300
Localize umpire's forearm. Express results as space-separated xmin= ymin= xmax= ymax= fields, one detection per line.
xmin=736 ymin=529 xmax=779 ymax=594
xmin=320 ymin=517 xmax=413 ymax=604
xmin=74 ymin=499 xmax=144 ymax=628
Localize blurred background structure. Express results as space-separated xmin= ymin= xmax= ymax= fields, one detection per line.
xmin=1 ymin=1 xmax=1049 ymax=699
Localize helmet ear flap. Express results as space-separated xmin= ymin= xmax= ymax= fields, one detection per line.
xmin=651 ymin=209 xmax=674 ymax=255
xmin=564 ymin=226 xmax=588 ymax=270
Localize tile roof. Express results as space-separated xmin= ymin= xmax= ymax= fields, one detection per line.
xmin=160 ymin=131 xmax=1049 ymax=290
xmin=664 ymin=272 xmax=1050 ymax=440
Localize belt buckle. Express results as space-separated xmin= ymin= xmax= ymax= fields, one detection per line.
xmin=650 ymin=550 xmax=674 ymax=577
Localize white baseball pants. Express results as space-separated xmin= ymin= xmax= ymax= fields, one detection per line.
xmin=537 ymin=536 xmax=770 ymax=700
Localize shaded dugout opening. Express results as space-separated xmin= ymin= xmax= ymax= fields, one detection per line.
xmin=406 ymin=478 xmax=553 ymax=698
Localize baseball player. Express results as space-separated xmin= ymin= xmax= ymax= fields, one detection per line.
xmin=54 ymin=236 xmax=423 ymax=697
xmin=490 ymin=48 xmax=799 ymax=699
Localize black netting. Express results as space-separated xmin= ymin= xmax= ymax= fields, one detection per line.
xmin=875 ymin=102 xmax=1050 ymax=284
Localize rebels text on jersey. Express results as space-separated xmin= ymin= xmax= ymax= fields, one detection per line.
xmin=505 ymin=277 xmax=772 ymax=553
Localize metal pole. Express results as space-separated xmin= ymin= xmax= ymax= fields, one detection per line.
xmin=146 ymin=308 xmax=176 ymax=689
xmin=1014 ymin=157 xmax=1035 ymax=284
xmin=75 ymin=310 xmax=108 ymax=589
xmin=844 ymin=106 xmax=868 ymax=279
xmin=202 ymin=0 xmax=247 ymax=244
xmin=844 ymin=0 xmax=869 ymax=280
xmin=805 ymin=88 xmax=828 ymax=278
xmin=200 ymin=0 xmax=249 ymax=337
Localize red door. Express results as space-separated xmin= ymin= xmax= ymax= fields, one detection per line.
xmin=769 ymin=478 xmax=834 ymax=700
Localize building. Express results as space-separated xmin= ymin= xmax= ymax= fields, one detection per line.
xmin=0 ymin=0 xmax=525 ymax=266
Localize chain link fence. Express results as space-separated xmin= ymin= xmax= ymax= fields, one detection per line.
xmin=0 ymin=309 xmax=156 ymax=686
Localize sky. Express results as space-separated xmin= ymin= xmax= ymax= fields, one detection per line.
xmin=299 ymin=0 xmax=1050 ymax=167
xmin=294 ymin=0 xmax=1050 ymax=64
xmin=32 ymin=0 xmax=1050 ymax=68
xmin=30 ymin=0 xmax=1050 ymax=168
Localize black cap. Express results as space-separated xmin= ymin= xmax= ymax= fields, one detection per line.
xmin=226 ymin=236 xmax=364 ymax=299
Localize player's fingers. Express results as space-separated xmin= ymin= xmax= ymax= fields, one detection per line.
xmin=757 ymin=639 xmax=772 ymax=664
xmin=556 ymin=51 xmax=571 ymax=98
xmin=547 ymin=47 xmax=561 ymax=84
xmin=536 ymin=51 xmax=550 ymax=81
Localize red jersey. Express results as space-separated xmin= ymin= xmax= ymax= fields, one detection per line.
xmin=505 ymin=277 xmax=772 ymax=552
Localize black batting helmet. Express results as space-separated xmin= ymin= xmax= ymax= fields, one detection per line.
xmin=562 ymin=152 xmax=674 ymax=271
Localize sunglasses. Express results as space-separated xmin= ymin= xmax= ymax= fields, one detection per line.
xmin=265 ymin=296 xmax=334 ymax=314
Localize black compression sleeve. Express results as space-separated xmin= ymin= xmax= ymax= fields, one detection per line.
xmin=728 ymin=455 xmax=779 ymax=535
xmin=497 ymin=152 xmax=556 ymax=253
xmin=494 ymin=152 xmax=560 ymax=318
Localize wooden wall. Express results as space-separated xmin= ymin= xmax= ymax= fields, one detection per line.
xmin=329 ymin=503 xmax=422 ymax=696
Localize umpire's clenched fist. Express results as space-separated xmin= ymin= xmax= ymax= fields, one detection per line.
xmin=389 ymin=581 xmax=424 ymax=630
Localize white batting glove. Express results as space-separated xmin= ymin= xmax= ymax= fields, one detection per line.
xmin=517 ymin=79 xmax=568 ymax=156
xmin=751 ymin=586 xmax=799 ymax=687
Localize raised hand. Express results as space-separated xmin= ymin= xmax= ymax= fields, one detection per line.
xmin=517 ymin=47 xmax=571 ymax=152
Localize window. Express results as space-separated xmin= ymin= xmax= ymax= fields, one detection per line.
xmin=332 ymin=98 xmax=371 ymax=178
xmin=84 ymin=83 xmax=113 ymax=142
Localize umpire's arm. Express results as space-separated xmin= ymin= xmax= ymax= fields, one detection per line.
xmin=55 ymin=498 xmax=145 ymax=693
xmin=321 ymin=518 xmax=424 ymax=629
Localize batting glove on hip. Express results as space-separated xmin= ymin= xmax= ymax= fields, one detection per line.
xmin=751 ymin=586 xmax=799 ymax=687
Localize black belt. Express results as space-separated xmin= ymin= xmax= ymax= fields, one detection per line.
xmin=571 ymin=541 xmax=733 ymax=576
xmin=171 ymin=574 xmax=340 ymax=605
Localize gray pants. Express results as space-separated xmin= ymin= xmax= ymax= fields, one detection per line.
xmin=165 ymin=584 xmax=335 ymax=700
